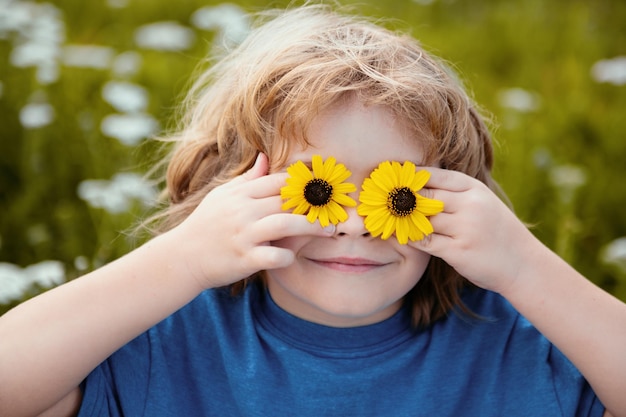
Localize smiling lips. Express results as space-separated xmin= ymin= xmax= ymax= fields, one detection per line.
xmin=311 ymin=257 xmax=387 ymax=273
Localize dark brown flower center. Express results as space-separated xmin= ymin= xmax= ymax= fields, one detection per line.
xmin=304 ymin=178 xmax=333 ymax=206
xmin=387 ymin=187 xmax=416 ymax=217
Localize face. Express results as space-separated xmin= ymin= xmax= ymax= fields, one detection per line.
xmin=267 ymin=98 xmax=431 ymax=327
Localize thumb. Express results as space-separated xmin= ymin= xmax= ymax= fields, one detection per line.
xmin=409 ymin=232 xmax=440 ymax=257
xmin=242 ymin=153 xmax=269 ymax=180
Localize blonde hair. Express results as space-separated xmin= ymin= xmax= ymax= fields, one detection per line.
xmin=151 ymin=4 xmax=501 ymax=327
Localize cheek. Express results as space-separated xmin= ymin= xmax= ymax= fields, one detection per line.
xmin=400 ymin=247 xmax=432 ymax=279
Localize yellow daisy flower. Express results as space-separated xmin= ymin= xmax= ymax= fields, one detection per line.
xmin=281 ymin=155 xmax=357 ymax=227
xmin=357 ymin=161 xmax=444 ymax=244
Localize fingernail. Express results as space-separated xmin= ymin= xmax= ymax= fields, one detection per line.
xmin=323 ymin=224 xmax=336 ymax=234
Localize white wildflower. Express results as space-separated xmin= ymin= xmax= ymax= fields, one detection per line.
xmin=100 ymin=113 xmax=159 ymax=146
xmin=0 ymin=260 xmax=66 ymax=304
xmin=549 ymin=164 xmax=587 ymax=205
xmin=549 ymin=164 xmax=587 ymax=190
xmin=0 ymin=263 xmax=29 ymax=304
xmin=497 ymin=88 xmax=541 ymax=112
xmin=600 ymin=237 xmax=626 ymax=273
xmin=24 ymin=260 xmax=65 ymax=288
xmin=191 ymin=3 xmax=250 ymax=47
xmin=134 ymin=21 xmax=195 ymax=51
xmin=74 ymin=256 xmax=89 ymax=272
xmin=591 ymin=56 xmax=626 ymax=86
xmin=106 ymin=0 xmax=129 ymax=8
xmin=112 ymin=51 xmax=142 ymax=77
xmin=102 ymin=81 xmax=149 ymax=113
xmin=77 ymin=172 xmax=157 ymax=214
xmin=19 ymin=102 xmax=55 ymax=129
xmin=3 ymin=1 xmax=64 ymax=84
xmin=62 ymin=44 xmax=115 ymax=69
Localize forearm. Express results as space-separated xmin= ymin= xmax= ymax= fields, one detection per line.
xmin=413 ymin=168 xmax=626 ymax=415
xmin=501 ymin=242 xmax=626 ymax=416
xmin=0 ymin=231 xmax=204 ymax=417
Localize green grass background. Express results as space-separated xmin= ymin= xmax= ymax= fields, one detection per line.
xmin=1 ymin=0 xmax=625 ymax=314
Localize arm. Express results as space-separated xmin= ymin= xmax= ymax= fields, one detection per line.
xmin=503 ymin=237 xmax=624 ymax=417
xmin=413 ymin=168 xmax=626 ymax=417
xmin=0 ymin=233 xmax=203 ymax=417
xmin=0 ymin=154 xmax=334 ymax=417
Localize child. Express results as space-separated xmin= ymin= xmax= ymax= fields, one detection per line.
xmin=1 ymin=5 xmax=625 ymax=417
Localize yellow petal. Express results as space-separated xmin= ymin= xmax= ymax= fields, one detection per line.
xmin=395 ymin=217 xmax=410 ymax=245
xmin=389 ymin=161 xmax=402 ymax=183
xmin=417 ymin=196 xmax=444 ymax=216
xmin=281 ymin=196 xmax=305 ymax=210
xmin=358 ymin=192 xmax=387 ymax=205
xmin=328 ymin=164 xmax=351 ymax=184
xmin=408 ymin=225 xmax=425 ymax=242
xmin=399 ymin=161 xmax=416 ymax=186
xmin=333 ymin=193 xmax=357 ymax=207
xmin=312 ymin=155 xmax=324 ymax=178
xmin=411 ymin=169 xmax=430 ymax=191
xmin=358 ymin=201 xmax=381 ymax=216
xmin=327 ymin=201 xmax=348 ymax=223
xmin=363 ymin=206 xmax=389 ymax=230
xmin=370 ymin=162 xmax=395 ymax=191
xmin=357 ymin=204 xmax=372 ymax=216
xmin=285 ymin=178 xmax=309 ymax=189
xmin=321 ymin=156 xmax=337 ymax=178
xmin=361 ymin=177 xmax=385 ymax=194
xmin=280 ymin=186 xmax=304 ymax=199
xmin=363 ymin=214 xmax=385 ymax=237
xmin=306 ymin=206 xmax=320 ymax=224
xmin=410 ymin=212 xmax=434 ymax=235
xmin=293 ymin=200 xmax=311 ymax=215
xmin=318 ymin=207 xmax=330 ymax=227
xmin=333 ymin=182 xmax=357 ymax=194
xmin=381 ymin=215 xmax=397 ymax=240
xmin=285 ymin=200 xmax=311 ymax=214
xmin=287 ymin=160 xmax=313 ymax=180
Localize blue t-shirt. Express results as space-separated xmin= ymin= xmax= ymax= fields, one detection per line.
xmin=79 ymin=284 xmax=604 ymax=416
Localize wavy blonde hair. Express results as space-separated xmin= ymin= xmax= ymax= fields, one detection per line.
xmin=149 ymin=4 xmax=501 ymax=327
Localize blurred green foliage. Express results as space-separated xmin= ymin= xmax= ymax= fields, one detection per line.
xmin=1 ymin=0 xmax=625 ymax=314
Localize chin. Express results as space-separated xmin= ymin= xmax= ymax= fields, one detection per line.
xmin=297 ymin=291 xmax=405 ymax=327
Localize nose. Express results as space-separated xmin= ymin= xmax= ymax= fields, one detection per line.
xmin=334 ymin=204 xmax=371 ymax=238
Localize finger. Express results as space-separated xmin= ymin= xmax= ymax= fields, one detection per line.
xmin=236 ymin=172 xmax=290 ymax=199
xmin=418 ymin=189 xmax=459 ymax=213
xmin=252 ymin=213 xmax=336 ymax=243
xmin=244 ymin=194 xmax=296 ymax=220
xmin=226 ymin=153 xmax=271 ymax=189
xmin=426 ymin=212 xmax=455 ymax=237
xmin=252 ymin=195 xmax=284 ymax=215
xmin=247 ymin=245 xmax=296 ymax=270
xmin=419 ymin=167 xmax=474 ymax=192
xmin=223 ymin=170 xmax=289 ymax=200
xmin=409 ymin=231 xmax=453 ymax=256
xmin=242 ymin=152 xmax=269 ymax=180
xmin=226 ymin=154 xmax=264 ymax=187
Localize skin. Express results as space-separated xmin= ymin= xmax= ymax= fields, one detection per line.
xmin=0 ymin=99 xmax=623 ymax=416
xmin=414 ymin=167 xmax=625 ymax=417
xmin=268 ymin=99 xmax=431 ymax=327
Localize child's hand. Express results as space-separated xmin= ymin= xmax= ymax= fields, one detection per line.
xmin=411 ymin=167 xmax=542 ymax=294
xmin=165 ymin=153 xmax=335 ymax=290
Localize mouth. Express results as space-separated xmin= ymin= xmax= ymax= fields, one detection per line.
xmin=309 ymin=257 xmax=388 ymax=273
